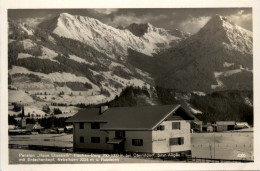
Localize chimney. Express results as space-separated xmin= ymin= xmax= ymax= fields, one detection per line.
xmin=99 ymin=106 xmax=108 ymax=115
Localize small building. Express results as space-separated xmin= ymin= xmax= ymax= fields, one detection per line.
xmin=66 ymin=105 xmax=194 ymax=156
xmin=215 ymin=121 xmax=235 ymax=132
xmin=8 ymin=125 xmax=16 ymax=130
xmin=26 ymin=123 xmax=44 ymax=133
xmin=190 ymin=121 xmax=202 ymax=132
xmin=56 ymin=128 xmax=65 ymax=134
xmin=235 ymin=122 xmax=250 ymax=129
xmin=64 ymin=125 xmax=73 ymax=133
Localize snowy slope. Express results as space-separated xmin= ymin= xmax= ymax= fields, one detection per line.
xmin=39 ymin=13 xmax=184 ymax=61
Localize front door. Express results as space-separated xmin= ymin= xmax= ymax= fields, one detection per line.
xmin=113 ymin=143 xmax=125 ymax=154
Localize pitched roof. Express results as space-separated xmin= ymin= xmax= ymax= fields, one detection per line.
xmin=65 ymin=108 xmax=108 ymax=123
xmin=66 ymin=105 xmax=194 ymax=130
xmin=26 ymin=124 xmax=35 ymax=131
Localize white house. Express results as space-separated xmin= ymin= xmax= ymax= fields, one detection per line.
xmin=66 ymin=105 xmax=194 ymax=156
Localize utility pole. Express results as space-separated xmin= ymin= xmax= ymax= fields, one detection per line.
xmin=214 ymin=132 xmax=215 ymax=159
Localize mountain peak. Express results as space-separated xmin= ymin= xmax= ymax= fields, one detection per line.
xmin=199 ymin=14 xmax=235 ymax=33
xmin=126 ymin=23 xmax=149 ymax=37
xmin=59 ymin=13 xmax=72 ymax=17
xmin=211 ymin=14 xmax=234 ymax=24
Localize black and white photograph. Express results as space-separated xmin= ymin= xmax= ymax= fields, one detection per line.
xmin=1 ymin=0 xmax=260 ymax=170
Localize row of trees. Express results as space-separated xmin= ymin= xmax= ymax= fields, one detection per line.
xmin=191 ymin=90 xmax=253 ymax=125
xmin=8 ymin=115 xmax=69 ymax=129
xmin=155 ymin=86 xmax=253 ymax=125
xmin=106 ymin=86 xmax=150 ymax=107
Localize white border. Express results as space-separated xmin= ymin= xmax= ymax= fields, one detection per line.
xmin=1 ymin=0 xmax=260 ymax=170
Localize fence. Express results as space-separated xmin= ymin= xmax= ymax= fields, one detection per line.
xmin=186 ymin=156 xmax=253 ymax=163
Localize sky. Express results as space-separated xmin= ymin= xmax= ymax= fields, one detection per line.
xmin=8 ymin=8 xmax=252 ymax=34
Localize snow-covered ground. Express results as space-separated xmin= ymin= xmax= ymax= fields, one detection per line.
xmin=17 ymin=53 xmax=33 ymax=60
xmin=20 ymin=24 xmax=34 ymax=36
xmin=223 ymin=61 xmax=234 ymax=68
xmin=244 ymin=97 xmax=253 ymax=107
xmin=68 ymin=55 xmax=95 ymax=65
xmin=38 ymin=46 xmax=59 ymax=63
xmin=193 ymin=91 xmax=206 ymax=96
xmin=20 ymin=39 xmax=36 ymax=49
xmin=187 ymin=103 xmax=203 ymax=114
xmin=211 ymin=66 xmax=252 ymax=89
xmin=102 ymin=71 xmax=151 ymax=89
xmin=135 ymin=68 xmax=152 ymax=79
xmin=9 ymin=66 xmax=97 ymax=85
xmin=191 ymin=132 xmax=253 ymax=160
xmin=48 ymin=35 xmax=56 ymax=44
xmin=109 ymin=61 xmax=132 ymax=74
xmin=8 ymin=90 xmax=34 ymax=103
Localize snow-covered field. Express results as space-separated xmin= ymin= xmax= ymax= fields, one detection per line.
xmin=191 ymin=132 xmax=253 ymax=160
xmin=8 ymin=90 xmax=34 ymax=103
xmin=9 ymin=64 xmax=152 ymax=105
xmin=9 ymin=134 xmax=73 ymax=147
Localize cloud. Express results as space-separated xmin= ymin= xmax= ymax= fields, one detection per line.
xmin=107 ymin=13 xmax=168 ymax=27
xmin=93 ymin=9 xmax=118 ymax=15
xmin=178 ymin=16 xmax=211 ymax=34
xmin=226 ymin=10 xmax=252 ymax=30
xmin=18 ymin=17 xmax=47 ymax=28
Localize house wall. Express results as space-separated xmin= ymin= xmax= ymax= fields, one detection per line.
xmin=216 ymin=125 xmax=227 ymax=132
xmin=152 ymin=120 xmax=191 ymax=153
xmin=73 ymin=123 xmax=113 ymax=151
xmin=73 ymin=122 xmax=153 ymax=152
xmin=73 ymin=121 xmax=191 ymax=154
xmin=107 ymin=131 xmax=153 ymax=153
xmin=216 ymin=125 xmax=235 ymax=132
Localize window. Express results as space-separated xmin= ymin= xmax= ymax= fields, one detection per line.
xmin=91 ymin=122 xmax=100 ymax=129
xmin=79 ymin=123 xmax=84 ymax=129
xmin=91 ymin=137 xmax=100 ymax=143
xmin=172 ymin=122 xmax=180 ymax=130
xmin=178 ymin=137 xmax=184 ymax=145
xmin=169 ymin=137 xmax=184 ymax=146
xmin=105 ymin=137 xmax=109 ymax=143
xmin=80 ymin=136 xmax=84 ymax=143
xmin=132 ymin=139 xmax=143 ymax=146
xmin=156 ymin=125 xmax=165 ymax=131
xmin=115 ymin=130 xmax=125 ymax=138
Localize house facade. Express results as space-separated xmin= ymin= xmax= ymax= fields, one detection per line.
xmin=66 ymin=105 xmax=194 ymax=156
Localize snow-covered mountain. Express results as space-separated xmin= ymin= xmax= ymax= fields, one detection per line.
xmin=38 ymin=13 xmax=186 ymax=61
xmin=8 ymin=13 xmax=253 ymax=106
xmin=156 ymin=14 xmax=253 ymax=92
xmin=8 ymin=17 xmax=156 ymax=105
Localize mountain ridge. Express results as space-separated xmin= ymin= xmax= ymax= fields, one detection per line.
xmin=37 ymin=13 xmax=188 ymax=61
xmin=8 ymin=13 xmax=253 ymax=106
xmin=155 ymin=14 xmax=253 ymax=92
